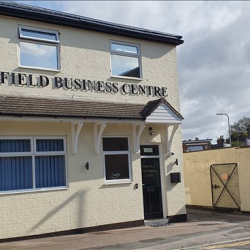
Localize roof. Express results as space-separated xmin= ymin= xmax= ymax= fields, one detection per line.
xmin=0 ymin=1 xmax=184 ymax=46
xmin=0 ymin=95 xmax=183 ymax=122
xmin=143 ymin=98 xmax=184 ymax=119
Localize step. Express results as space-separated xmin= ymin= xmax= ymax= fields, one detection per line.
xmin=144 ymin=218 xmax=169 ymax=227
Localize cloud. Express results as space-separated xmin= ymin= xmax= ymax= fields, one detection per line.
xmin=18 ymin=1 xmax=250 ymax=143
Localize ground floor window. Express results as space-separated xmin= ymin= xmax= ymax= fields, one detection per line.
xmin=0 ymin=137 xmax=66 ymax=193
xmin=103 ymin=137 xmax=131 ymax=183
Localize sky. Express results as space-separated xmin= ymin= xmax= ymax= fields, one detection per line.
xmin=17 ymin=1 xmax=250 ymax=143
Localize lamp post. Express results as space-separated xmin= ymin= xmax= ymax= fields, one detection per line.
xmin=216 ymin=113 xmax=232 ymax=146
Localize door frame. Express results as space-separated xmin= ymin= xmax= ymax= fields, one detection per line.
xmin=140 ymin=143 xmax=166 ymax=219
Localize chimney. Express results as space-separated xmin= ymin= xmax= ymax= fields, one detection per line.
xmin=195 ymin=137 xmax=199 ymax=141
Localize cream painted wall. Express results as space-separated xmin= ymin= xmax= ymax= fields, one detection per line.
xmin=0 ymin=15 xmax=180 ymax=110
xmin=183 ymin=148 xmax=250 ymax=212
xmin=0 ymin=14 xmax=186 ymax=239
xmin=0 ymin=121 xmax=185 ymax=239
xmin=0 ymin=121 xmax=144 ymax=239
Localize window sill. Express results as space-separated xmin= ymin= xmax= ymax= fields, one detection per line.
xmin=104 ymin=180 xmax=132 ymax=185
xmin=0 ymin=186 xmax=68 ymax=196
xmin=19 ymin=65 xmax=60 ymax=73
xmin=110 ymin=75 xmax=143 ymax=81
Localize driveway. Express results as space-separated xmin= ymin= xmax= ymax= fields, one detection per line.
xmin=1 ymin=208 xmax=250 ymax=250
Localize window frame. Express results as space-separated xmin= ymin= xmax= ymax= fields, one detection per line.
xmin=102 ymin=136 xmax=132 ymax=185
xmin=0 ymin=136 xmax=68 ymax=195
xmin=110 ymin=40 xmax=142 ymax=80
xmin=18 ymin=25 xmax=60 ymax=72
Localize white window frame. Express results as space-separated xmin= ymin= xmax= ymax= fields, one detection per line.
xmin=0 ymin=136 xmax=68 ymax=195
xmin=110 ymin=40 xmax=142 ymax=80
xmin=18 ymin=25 xmax=60 ymax=71
xmin=102 ymin=136 xmax=132 ymax=185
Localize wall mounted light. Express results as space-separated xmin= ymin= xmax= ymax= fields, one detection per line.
xmin=149 ymin=127 xmax=155 ymax=136
xmin=175 ymin=159 xmax=178 ymax=165
xmin=85 ymin=162 xmax=89 ymax=170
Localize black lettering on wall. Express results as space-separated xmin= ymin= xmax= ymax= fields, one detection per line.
xmin=112 ymin=82 xmax=119 ymax=94
xmin=96 ymin=81 xmax=105 ymax=92
xmin=10 ymin=73 xmax=16 ymax=85
xmin=39 ymin=75 xmax=49 ymax=87
xmin=121 ymin=84 xmax=130 ymax=94
xmin=154 ymin=87 xmax=161 ymax=97
xmin=73 ymin=79 xmax=82 ymax=90
xmin=161 ymin=87 xmax=168 ymax=97
xmin=18 ymin=73 xmax=27 ymax=85
xmin=0 ymin=72 xmax=9 ymax=84
xmin=64 ymin=78 xmax=72 ymax=89
xmin=138 ymin=85 xmax=146 ymax=95
xmin=54 ymin=77 xmax=63 ymax=88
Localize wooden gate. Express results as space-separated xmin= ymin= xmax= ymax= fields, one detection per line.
xmin=210 ymin=163 xmax=240 ymax=210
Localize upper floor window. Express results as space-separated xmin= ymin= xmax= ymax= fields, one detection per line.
xmin=18 ymin=26 xmax=60 ymax=71
xmin=110 ymin=41 xmax=141 ymax=79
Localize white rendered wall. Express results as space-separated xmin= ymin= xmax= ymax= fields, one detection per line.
xmin=0 ymin=16 xmax=180 ymax=109
xmin=0 ymin=15 xmax=186 ymax=239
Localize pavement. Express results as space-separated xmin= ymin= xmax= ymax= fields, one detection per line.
xmin=1 ymin=208 xmax=250 ymax=250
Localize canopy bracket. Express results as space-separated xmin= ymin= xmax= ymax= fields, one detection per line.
xmin=71 ymin=122 xmax=84 ymax=154
xmin=133 ymin=124 xmax=146 ymax=153
xmin=94 ymin=122 xmax=107 ymax=153
xmin=166 ymin=124 xmax=179 ymax=153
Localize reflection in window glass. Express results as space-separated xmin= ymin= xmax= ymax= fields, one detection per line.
xmin=111 ymin=43 xmax=138 ymax=54
xmin=103 ymin=138 xmax=128 ymax=151
xmin=111 ymin=54 xmax=140 ymax=78
xmin=21 ymin=29 xmax=57 ymax=42
xmin=110 ymin=41 xmax=141 ymax=78
xmin=105 ymin=154 xmax=129 ymax=180
xmin=20 ymin=42 xmax=58 ymax=70
xmin=103 ymin=137 xmax=131 ymax=182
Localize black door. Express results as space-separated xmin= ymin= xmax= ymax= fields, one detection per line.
xmin=141 ymin=147 xmax=163 ymax=219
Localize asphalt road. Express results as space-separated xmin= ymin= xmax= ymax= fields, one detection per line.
xmin=1 ymin=208 xmax=250 ymax=250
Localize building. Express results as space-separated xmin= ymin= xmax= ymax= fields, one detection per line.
xmin=0 ymin=2 xmax=186 ymax=241
xmin=182 ymin=138 xmax=212 ymax=152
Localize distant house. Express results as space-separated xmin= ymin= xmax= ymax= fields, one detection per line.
xmin=182 ymin=138 xmax=212 ymax=152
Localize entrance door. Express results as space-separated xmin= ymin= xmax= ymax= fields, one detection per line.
xmin=140 ymin=145 xmax=163 ymax=219
xmin=210 ymin=163 xmax=240 ymax=210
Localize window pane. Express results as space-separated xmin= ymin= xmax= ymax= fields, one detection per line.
xmin=21 ymin=28 xmax=58 ymax=42
xmin=20 ymin=42 xmax=58 ymax=70
xmin=105 ymin=154 xmax=129 ymax=180
xmin=0 ymin=156 xmax=32 ymax=191
xmin=36 ymin=139 xmax=64 ymax=152
xmin=111 ymin=43 xmax=138 ymax=54
xmin=111 ymin=54 xmax=140 ymax=78
xmin=0 ymin=139 xmax=31 ymax=153
xmin=103 ymin=138 xmax=128 ymax=151
xmin=35 ymin=155 xmax=66 ymax=188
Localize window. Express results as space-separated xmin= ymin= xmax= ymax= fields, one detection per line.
xmin=0 ymin=137 xmax=66 ymax=193
xmin=110 ymin=41 xmax=141 ymax=79
xmin=103 ymin=137 xmax=131 ymax=184
xmin=18 ymin=26 xmax=60 ymax=70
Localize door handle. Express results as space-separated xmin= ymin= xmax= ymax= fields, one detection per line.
xmin=212 ymin=184 xmax=220 ymax=189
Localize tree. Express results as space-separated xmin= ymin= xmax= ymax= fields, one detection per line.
xmin=230 ymin=116 xmax=250 ymax=146
xmin=231 ymin=116 xmax=250 ymax=133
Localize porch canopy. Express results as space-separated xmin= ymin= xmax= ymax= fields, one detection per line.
xmin=0 ymin=95 xmax=183 ymax=154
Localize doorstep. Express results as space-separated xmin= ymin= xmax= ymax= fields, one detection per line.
xmin=144 ymin=218 xmax=169 ymax=227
